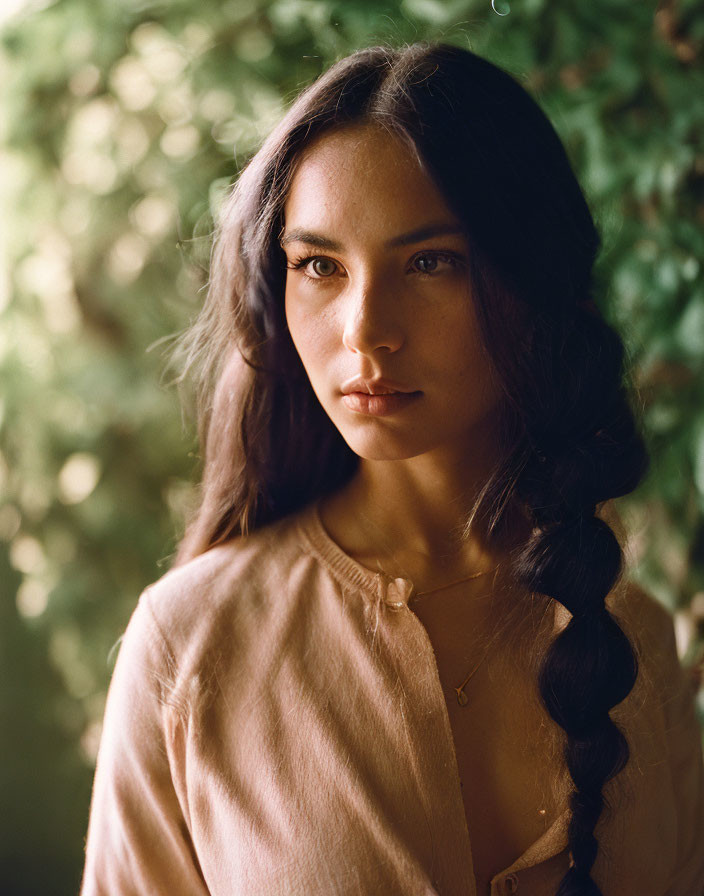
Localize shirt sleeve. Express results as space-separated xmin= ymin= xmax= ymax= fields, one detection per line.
xmin=80 ymin=588 xmax=210 ymax=896
xmin=655 ymin=606 xmax=704 ymax=895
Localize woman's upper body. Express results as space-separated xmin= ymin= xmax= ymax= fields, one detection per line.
xmin=81 ymin=41 xmax=701 ymax=896
xmin=79 ymin=496 xmax=704 ymax=896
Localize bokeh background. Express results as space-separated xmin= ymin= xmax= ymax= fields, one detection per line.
xmin=1 ymin=0 xmax=703 ymax=893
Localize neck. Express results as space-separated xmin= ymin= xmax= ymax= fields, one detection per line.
xmin=318 ymin=447 xmax=530 ymax=589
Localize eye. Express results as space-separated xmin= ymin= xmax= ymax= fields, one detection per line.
xmin=409 ymin=252 xmax=460 ymax=275
xmin=286 ymin=255 xmax=341 ymax=280
xmin=307 ymin=257 xmax=338 ymax=278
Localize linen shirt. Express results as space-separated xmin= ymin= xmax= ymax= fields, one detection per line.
xmin=80 ymin=498 xmax=704 ymax=896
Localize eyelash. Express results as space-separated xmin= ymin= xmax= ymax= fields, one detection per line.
xmin=285 ymin=251 xmax=462 ymax=283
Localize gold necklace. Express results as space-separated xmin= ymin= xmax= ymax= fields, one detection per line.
xmin=413 ymin=565 xmax=501 ymax=705
xmin=355 ymin=508 xmax=503 ymax=706
xmin=339 ymin=503 xmax=552 ymax=825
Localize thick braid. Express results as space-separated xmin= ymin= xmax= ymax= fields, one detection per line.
xmin=510 ymin=307 xmax=650 ymax=895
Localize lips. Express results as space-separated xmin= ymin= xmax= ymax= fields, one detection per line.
xmin=342 ymin=390 xmax=422 ymax=417
xmin=341 ymin=375 xmax=417 ymax=396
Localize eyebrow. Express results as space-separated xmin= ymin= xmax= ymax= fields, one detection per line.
xmin=279 ymin=221 xmax=466 ymax=251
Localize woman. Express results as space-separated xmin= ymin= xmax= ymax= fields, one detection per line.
xmin=80 ymin=43 xmax=704 ymax=895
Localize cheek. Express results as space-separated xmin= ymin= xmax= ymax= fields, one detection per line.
xmin=284 ymin=286 xmax=310 ymax=357
xmin=285 ymin=288 xmax=335 ymax=374
xmin=422 ymin=303 xmax=481 ymax=367
xmin=427 ymin=307 xmax=498 ymax=400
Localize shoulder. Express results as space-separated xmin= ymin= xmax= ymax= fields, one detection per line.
xmin=613 ymin=584 xmax=704 ymax=889
xmin=126 ymin=506 xmax=318 ymax=707
xmin=609 ymin=578 xmax=682 ymax=675
xmin=147 ymin=507 xmax=309 ymax=629
xmin=608 ymin=577 xmax=700 ymax=738
xmin=621 ymin=578 xmax=674 ymax=630
xmin=551 ymin=575 xmax=676 ymax=666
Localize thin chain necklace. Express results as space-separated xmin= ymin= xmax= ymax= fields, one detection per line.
xmin=342 ymin=504 xmax=552 ymax=826
xmin=355 ymin=507 xmax=503 ymax=707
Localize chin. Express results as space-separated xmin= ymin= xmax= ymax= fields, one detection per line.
xmin=336 ymin=427 xmax=430 ymax=462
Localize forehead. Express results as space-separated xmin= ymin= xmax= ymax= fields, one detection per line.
xmin=283 ymin=123 xmax=460 ymax=237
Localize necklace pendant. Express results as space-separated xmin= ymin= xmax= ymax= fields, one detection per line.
xmin=456 ymin=688 xmax=469 ymax=706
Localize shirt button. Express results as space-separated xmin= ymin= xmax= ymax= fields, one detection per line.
xmin=383 ymin=576 xmax=413 ymax=609
xmin=504 ymin=872 xmax=519 ymax=893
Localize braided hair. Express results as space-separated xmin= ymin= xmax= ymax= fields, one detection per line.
xmin=507 ymin=308 xmax=648 ymax=893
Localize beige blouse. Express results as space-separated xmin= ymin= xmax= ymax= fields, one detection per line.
xmin=80 ymin=498 xmax=704 ymax=896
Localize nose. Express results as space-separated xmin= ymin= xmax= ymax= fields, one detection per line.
xmin=341 ymin=274 xmax=404 ymax=356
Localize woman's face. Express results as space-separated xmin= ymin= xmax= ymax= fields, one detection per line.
xmin=282 ymin=123 xmax=503 ymax=462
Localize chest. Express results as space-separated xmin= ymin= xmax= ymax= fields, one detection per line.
xmin=447 ymin=690 xmax=558 ymax=892
xmin=409 ymin=595 xmax=563 ymax=891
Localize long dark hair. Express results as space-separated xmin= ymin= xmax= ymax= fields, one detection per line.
xmin=169 ymin=42 xmax=650 ymax=895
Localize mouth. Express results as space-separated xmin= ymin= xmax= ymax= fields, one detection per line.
xmin=341 ymin=390 xmax=422 ymax=417
xmin=340 ymin=376 xmax=418 ymax=396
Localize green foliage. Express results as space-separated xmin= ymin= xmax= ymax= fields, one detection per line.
xmin=1 ymin=1 xmax=702 ymax=892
